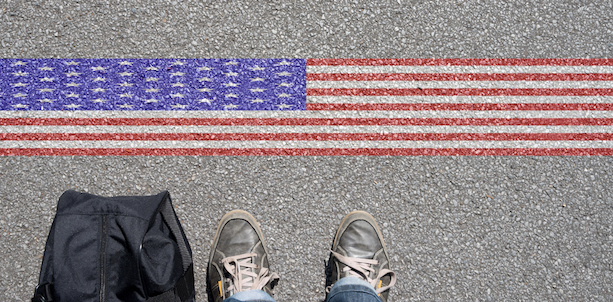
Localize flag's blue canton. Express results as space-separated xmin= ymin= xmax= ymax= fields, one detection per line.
xmin=0 ymin=59 xmax=306 ymax=110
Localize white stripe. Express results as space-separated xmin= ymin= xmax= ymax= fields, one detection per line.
xmin=307 ymin=96 xmax=613 ymax=104
xmin=307 ymin=81 xmax=613 ymax=89
xmin=306 ymin=65 xmax=613 ymax=74
xmin=1 ymin=110 xmax=612 ymax=118
xmin=2 ymin=125 xmax=613 ymax=134
xmin=2 ymin=140 xmax=613 ymax=148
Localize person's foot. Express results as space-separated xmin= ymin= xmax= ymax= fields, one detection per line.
xmin=207 ymin=210 xmax=279 ymax=302
xmin=326 ymin=211 xmax=396 ymax=302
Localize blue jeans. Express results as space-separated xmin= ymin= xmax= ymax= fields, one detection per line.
xmin=224 ymin=276 xmax=382 ymax=302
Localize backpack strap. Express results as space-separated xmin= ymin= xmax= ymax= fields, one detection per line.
xmin=159 ymin=193 xmax=192 ymax=272
xmin=146 ymin=193 xmax=194 ymax=301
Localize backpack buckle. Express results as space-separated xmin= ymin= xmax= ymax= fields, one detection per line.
xmin=32 ymin=283 xmax=54 ymax=302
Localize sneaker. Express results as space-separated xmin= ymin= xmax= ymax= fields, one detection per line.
xmin=207 ymin=210 xmax=279 ymax=302
xmin=326 ymin=211 xmax=396 ymax=302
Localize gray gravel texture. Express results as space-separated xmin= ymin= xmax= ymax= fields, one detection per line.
xmin=2 ymin=0 xmax=613 ymax=301
xmin=1 ymin=0 xmax=613 ymax=58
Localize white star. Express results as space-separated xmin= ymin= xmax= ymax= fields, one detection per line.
xmin=170 ymin=71 xmax=186 ymax=77
xmin=40 ymin=77 xmax=54 ymax=82
xmin=93 ymin=77 xmax=106 ymax=82
xmin=118 ymin=72 xmax=134 ymax=76
xmin=12 ymin=71 xmax=28 ymax=76
xmin=66 ymin=92 xmax=79 ymax=98
xmin=66 ymin=82 xmax=81 ymax=87
xmin=251 ymin=77 xmax=265 ymax=82
xmin=146 ymin=66 xmax=159 ymax=71
xmin=13 ymin=93 xmax=27 ymax=98
xmin=145 ymin=99 xmax=160 ymax=103
xmin=65 ymin=72 xmax=81 ymax=77
xmin=223 ymin=82 xmax=239 ymax=87
xmin=91 ymin=88 xmax=107 ymax=93
xmin=198 ymin=88 xmax=213 ymax=92
xmin=11 ymin=103 xmax=28 ymax=108
xmin=119 ymin=61 xmax=133 ymax=66
xmin=39 ymin=99 xmax=54 ymax=103
xmin=250 ymin=66 xmax=265 ymax=71
xmin=119 ymin=82 xmax=133 ymax=87
xmin=39 ymin=66 xmax=54 ymax=71
xmin=225 ymin=93 xmax=238 ymax=98
xmin=146 ymin=77 xmax=159 ymax=82
xmin=145 ymin=88 xmax=160 ymax=93
xmin=64 ymin=104 xmax=82 ymax=109
xmin=278 ymin=83 xmax=293 ymax=87
xmin=118 ymin=104 xmax=134 ymax=109
xmin=171 ymin=82 xmax=185 ymax=87
xmin=276 ymin=71 xmax=292 ymax=76
xmin=278 ymin=93 xmax=292 ymax=97
xmin=12 ymin=61 xmax=27 ymax=66
xmin=171 ymin=104 xmax=188 ymax=109
xmin=198 ymin=66 xmax=212 ymax=71
xmin=119 ymin=93 xmax=133 ymax=98
xmin=170 ymin=93 xmax=185 ymax=98
xmin=11 ymin=82 xmax=28 ymax=87
xmin=249 ymin=88 xmax=266 ymax=92
xmin=225 ymin=61 xmax=238 ymax=65
xmin=65 ymin=61 xmax=80 ymax=65
xmin=198 ymin=99 xmax=213 ymax=104
xmin=91 ymin=98 xmax=107 ymax=103
xmin=198 ymin=77 xmax=212 ymax=82
xmin=224 ymin=104 xmax=239 ymax=109
xmin=38 ymin=88 xmax=54 ymax=93
xmin=276 ymin=104 xmax=293 ymax=109
xmin=223 ymin=71 xmax=238 ymax=76
xmin=92 ymin=66 xmax=106 ymax=71
xmin=171 ymin=61 xmax=185 ymax=65
xmin=276 ymin=60 xmax=291 ymax=66
xmin=251 ymin=99 xmax=266 ymax=103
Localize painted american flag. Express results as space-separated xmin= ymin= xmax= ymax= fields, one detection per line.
xmin=1 ymin=58 xmax=612 ymax=156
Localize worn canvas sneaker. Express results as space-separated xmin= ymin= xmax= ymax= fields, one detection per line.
xmin=207 ymin=210 xmax=279 ymax=302
xmin=326 ymin=211 xmax=397 ymax=302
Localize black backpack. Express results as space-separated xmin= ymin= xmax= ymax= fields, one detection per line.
xmin=33 ymin=190 xmax=195 ymax=302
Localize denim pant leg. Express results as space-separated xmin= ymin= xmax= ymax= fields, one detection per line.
xmin=326 ymin=276 xmax=383 ymax=302
xmin=223 ymin=289 xmax=277 ymax=302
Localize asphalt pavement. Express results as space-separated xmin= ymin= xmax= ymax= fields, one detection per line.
xmin=1 ymin=0 xmax=613 ymax=301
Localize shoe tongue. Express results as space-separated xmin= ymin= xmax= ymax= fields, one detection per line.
xmin=218 ymin=220 xmax=259 ymax=255
xmin=339 ymin=220 xmax=383 ymax=258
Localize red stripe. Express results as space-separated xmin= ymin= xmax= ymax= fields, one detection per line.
xmin=2 ymin=118 xmax=612 ymax=126
xmin=1 ymin=148 xmax=612 ymax=156
xmin=306 ymin=58 xmax=613 ymax=66
xmin=307 ymin=88 xmax=613 ymax=96
xmin=307 ymin=103 xmax=613 ymax=111
xmin=3 ymin=133 xmax=613 ymax=141
xmin=306 ymin=73 xmax=613 ymax=81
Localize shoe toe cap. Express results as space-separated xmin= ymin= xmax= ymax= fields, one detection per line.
xmin=217 ymin=219 xmax=261 ymax=255
xmin=337 ymin=220 xmax=384 ymax=259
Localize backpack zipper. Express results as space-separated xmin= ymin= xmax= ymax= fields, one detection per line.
xmin=99 ymin=215 xmax=108 ymax=302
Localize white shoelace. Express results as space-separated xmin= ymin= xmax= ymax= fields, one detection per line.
xmin=221 ymin=253 xmax=280 ymax=295
xmin=328 ymin=250 xmax=397 ymax=295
